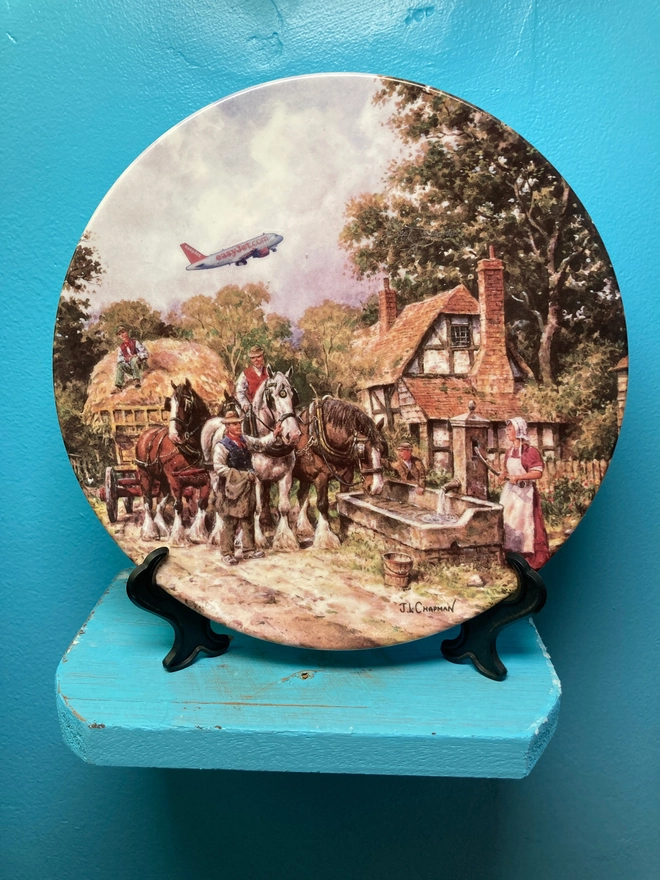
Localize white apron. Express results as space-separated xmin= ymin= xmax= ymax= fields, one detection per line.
xmin=500 ymin=453 xmax=535 ymax=554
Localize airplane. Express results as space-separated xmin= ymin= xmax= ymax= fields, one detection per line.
xmin=180 ymin=232 xmax=283 ymax=270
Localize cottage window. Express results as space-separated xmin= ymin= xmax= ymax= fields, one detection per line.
xmin=450 ymin=317 xmax=471 ymax=349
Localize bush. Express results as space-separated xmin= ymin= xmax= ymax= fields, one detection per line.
xmin=540 ymin=476 xmax=596 ymax=522
xmin=425 ymin=468 xmax=453 ymax=489
xmin=55 ymin=381 xmax=115 ymax=487
xmin=488 ymin=484 xmax=502 ymax=504
xmin=520 ymin=337 xmax=623 ymax=460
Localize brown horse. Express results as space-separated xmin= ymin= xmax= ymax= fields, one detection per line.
xmin=293 ymin=397 xmax=386 ymax=549
xmin=135 ymin=379 xmax=211 ymax=544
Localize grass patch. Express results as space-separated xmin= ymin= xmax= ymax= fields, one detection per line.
xmin=338 ymin=533 xmax=385 ymax=577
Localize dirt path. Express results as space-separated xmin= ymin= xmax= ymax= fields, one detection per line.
xmin=101 ymin=500 xmax=517 ymax=650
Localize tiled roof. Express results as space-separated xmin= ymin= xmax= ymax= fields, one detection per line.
xmin=401 ymin=377 xmax=547 ymax=422
xmin=361 ymin=285 xmax=479 ymax=385
xmin=613 ymin=356 xmax=629 ymax=371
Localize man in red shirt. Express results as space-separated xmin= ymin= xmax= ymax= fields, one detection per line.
xmin=112 ymin=328 xmax=148 ymax=393
xmin=235 ymin=345 xmax=269 ymax=434
xmin=235 ymin=345 xmax=268 ymax=412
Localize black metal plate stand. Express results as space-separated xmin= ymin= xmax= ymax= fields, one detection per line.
xmin=126 ymin=547 xmax=230 ymax=672
xmin=127 ymin=548 xmax=545 ymax=680
xmin=441 ymin=553 xmax=547 ymax=681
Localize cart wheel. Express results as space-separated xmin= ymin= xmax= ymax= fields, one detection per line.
xmin=123 ymin=495 xmax=134 ymax=514
xmin=105 ymin=467 xmax=118 ymax=523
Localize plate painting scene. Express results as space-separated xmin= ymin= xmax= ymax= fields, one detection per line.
xmin=54 ymin=74 xmax=627 ymax=649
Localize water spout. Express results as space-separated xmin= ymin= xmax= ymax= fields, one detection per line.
xmin=436 ymin=487 xmax=447 ymax=515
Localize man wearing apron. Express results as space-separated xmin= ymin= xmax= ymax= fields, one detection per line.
xmin=500 ymin=417 xmax=550 ymax=570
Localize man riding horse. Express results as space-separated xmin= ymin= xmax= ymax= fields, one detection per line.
xmin=235 ymin=345 xmax=268 ymax=435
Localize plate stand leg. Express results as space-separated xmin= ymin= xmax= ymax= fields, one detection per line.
xmin=126 ymin=547 xmax=231 ymax=672
xmin=441 ymin=553 xmax=547 ymax=681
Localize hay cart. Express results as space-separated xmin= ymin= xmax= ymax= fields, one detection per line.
xmin=97 ymin=404 xmax=169 ymax=523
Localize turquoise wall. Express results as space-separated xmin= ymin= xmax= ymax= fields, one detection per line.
xmin=2 ymin=2 xmax=658 ymax=877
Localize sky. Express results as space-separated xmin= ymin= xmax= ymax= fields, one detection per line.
xmin=81 ymin=74 xmax=408 ymax=325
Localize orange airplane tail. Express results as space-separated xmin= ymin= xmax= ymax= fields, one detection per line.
xmin=180 ymin=243 xmax=207 ymax=264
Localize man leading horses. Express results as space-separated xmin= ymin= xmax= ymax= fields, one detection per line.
xmin=213 ymin=407 xmax=283 ymax=565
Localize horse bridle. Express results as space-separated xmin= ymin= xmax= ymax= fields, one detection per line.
xmin=351 ymin=435 xmax=384 ymax=477
xmin=252 ymin=381 xmax=299 ymax=433
xmin=169 ymin=388 xmax=201 ymax=444
xmin=301 ymin=399 xmax=384 ymax=486
xmin=136 ymin=389 xmax=203 ymax=470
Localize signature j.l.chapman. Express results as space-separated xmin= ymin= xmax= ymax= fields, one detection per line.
xmin=398 ymin=600 xmax=457 ymax=614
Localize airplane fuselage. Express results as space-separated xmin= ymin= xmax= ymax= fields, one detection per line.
xmin=183 ymin=233 xmax=283 ymax=270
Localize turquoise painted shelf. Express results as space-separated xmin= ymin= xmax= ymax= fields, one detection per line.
xmin=56 ymin=570 xmax=560 ymax=777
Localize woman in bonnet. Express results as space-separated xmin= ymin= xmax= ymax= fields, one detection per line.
xmin=500 ymin=417 xmax=550 ymax=570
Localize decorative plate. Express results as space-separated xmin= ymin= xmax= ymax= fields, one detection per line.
xmin=54 ymin=74 xmax=627 ymax=649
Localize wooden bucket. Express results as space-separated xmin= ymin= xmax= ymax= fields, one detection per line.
xmin=383 ymin=552 xmax=413 ymax=590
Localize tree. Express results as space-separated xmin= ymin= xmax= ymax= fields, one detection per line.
xmin=95 ymin=298 xmax=176 ymax=342
xmin=340 ymin=80 xmax=626 ymax=385
xmin=53 ymin=296 xmax=107 ymax=387
xmin=64 ymin=233 xmax=104 ymax=292
xmin=520 ymin=337 xmax=622 ymax=459
xmin=56 ymin=234 xmax=108 ymax=386
xmin=179 ymin=283 xmax=288 ymax=377
xmin=55 ymin=379 xmax=115 ymax=486
xmin=298 ymin=301 xmax=363 ymax=397
xmin=262 ymin=313 xmax=298 ymax=374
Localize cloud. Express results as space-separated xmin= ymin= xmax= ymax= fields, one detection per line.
xmin=84 ymin=75 xmax=402 ymax=324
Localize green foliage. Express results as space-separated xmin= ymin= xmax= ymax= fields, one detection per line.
xmin=488 ymin=484 xmax=502 ymax=505
xmin=94 ymin=298 xmax=176 ymax=342
xmin=359 ymin=294 xmax=380 ymax=327
xmin=177 ymin=283 xmax=296 ymax=377
xmin=425 ymin=467 xmax=453 ymax=489
xmin=297 ymin=300 xmax=365 ymax=400
xmin=382 ymin=420 xmax=414 ymax=454
xmin=340 ymin=79 xmax=626 ymax=385
xmin=64 ymin=235 xmax=104 ymax=291
xmin=56 ymin=237 xmax=108 ymax=387
xmin=54 ymin=381 xmax=114 ymax=486
xmin=521 ymin=337 xmax=622 ymax=458
xmin=53 ymin=297 xmax=108 ymax=387
xmin=541 ymin=476 xmax=596 ymax=523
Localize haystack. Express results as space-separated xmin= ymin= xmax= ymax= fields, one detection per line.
xmin=83 ymin=338 xmax=232 ymax=425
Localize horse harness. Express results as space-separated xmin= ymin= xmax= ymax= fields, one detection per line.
xmin=299 ymin=397 xmax=384 ymax=488
xmin=134 ymin=388 xmax=206 ymax=474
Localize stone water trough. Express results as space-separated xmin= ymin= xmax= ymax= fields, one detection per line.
xmin=337 ymin=479 xmax=504 ymax=565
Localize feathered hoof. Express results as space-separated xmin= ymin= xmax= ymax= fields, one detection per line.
xmin=296 ymin=513 xmax=316 ymax=540
xmin=254 ymin=517 xmax=270 ymax=550
xmin=169 ymin=532 xmax=191 ymax=547
xmin=272 ymin=516 xmax=299 ymax=552
xmin=188 ymin=527 xmax=209 ymax=544
xmin=313 ymin=529 xmax=341 ymax=550
xmin=313 ymin=516 xmax=341 ymax=550
xmin=188 ymin=510 xmax=209 ymax=544
xmin=169 ymin=515 xmax=190 ymax=546
xmin=140 ymin=510 xmax=161 ymax=542
xmin=153 ymin=513 xmax=170 ymax=538
xmin=209 ymin=514 xmax=224 ymax=546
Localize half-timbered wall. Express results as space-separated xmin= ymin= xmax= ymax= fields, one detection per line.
xmin=405 ymin=314 xmax=481 ymax=378
xmin=359 ymin=383 xmax=400 ymax=429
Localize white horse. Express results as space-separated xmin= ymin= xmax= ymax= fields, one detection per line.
xmin=201 ymin=367 xmax=302 ymax=552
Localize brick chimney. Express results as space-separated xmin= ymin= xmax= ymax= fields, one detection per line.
xmin=379 ymin=277 xmax=397 ymax=336
xmin=471 ymin=246 xmax=515 ymax=393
